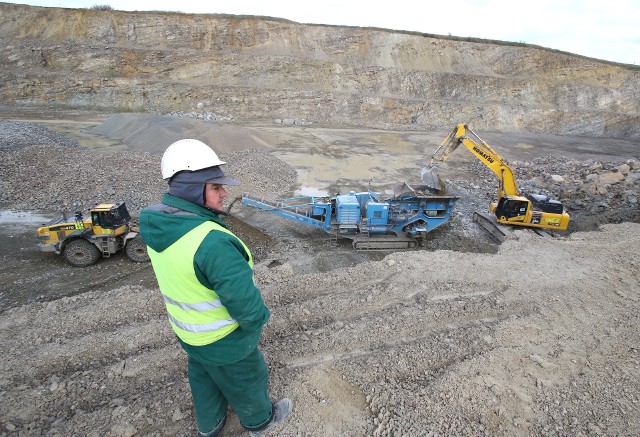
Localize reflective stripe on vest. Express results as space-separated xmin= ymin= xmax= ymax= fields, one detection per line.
xmin=167 ymin=313 xmax=235 ymax=333
xmin=147 ymin=220 xmax=254 ymax=346
xmin=162 ymin=294 xmax=225 ymax=311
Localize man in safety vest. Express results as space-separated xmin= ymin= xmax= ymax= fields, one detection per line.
xmin=140 ymin=139 xmax=292 ymax=437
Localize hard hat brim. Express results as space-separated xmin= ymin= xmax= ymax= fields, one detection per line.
xmin=169 ymin=165 xmax=240 ymax=186
xmin=206 ymin=176 xmax=240 ymax=186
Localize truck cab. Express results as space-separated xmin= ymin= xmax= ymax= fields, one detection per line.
xmin=90 ymin=202 xmax=131 ymax=236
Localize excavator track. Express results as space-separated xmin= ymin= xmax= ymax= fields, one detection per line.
xmin=350 ymin=236 xmax=418 ymax=251
xmin=472 ymin=211 xmax=512 ymax=243
xmin=473 ymin=211 xmax=554 ymax=243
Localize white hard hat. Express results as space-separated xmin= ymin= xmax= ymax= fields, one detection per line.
xmin=161 ymin=139 xmax=226 ymax=180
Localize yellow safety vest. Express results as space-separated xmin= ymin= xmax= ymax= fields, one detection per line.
xmin=147 ymin=221 xmax=253 ymax=346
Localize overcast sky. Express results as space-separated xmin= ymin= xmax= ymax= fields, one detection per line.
xmin=8 ymin=0 xmax=639 ymax=65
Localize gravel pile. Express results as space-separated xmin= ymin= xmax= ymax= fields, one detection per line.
xmin=0 ymin=120 xmax=80 ymax=151
xmin=0 ymin=120 xmax=297 ymax=215
xmin=1 ymin=118 xmax=639 ymax=437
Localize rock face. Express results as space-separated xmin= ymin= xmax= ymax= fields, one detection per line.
xmin=0 ymin=3 xmax=639 ymax=138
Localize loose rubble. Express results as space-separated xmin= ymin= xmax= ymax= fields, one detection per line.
xmin=1 ymin=120 xmax=637 ymax=233
xmin=0 ymin=120 xmax=297 ymax=215
xmin=463 ymin=156 xmax=639 ymax=231
xmin=0 ymin=118 xmax=638 ymax=437
xmin=0 ymin=120 xmax=80 ymax=152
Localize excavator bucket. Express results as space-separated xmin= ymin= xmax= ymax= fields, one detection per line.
xmin=420 ymin=165 xmax=442 ymax=191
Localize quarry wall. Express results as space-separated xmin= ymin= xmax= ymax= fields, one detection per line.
xmin=0 ymin=3 xmax=638 ymax=138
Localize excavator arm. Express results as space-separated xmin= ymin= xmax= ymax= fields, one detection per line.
xmin=426 ymin=123 xmax=518 ymax=200
xmin=423 ymin=123 xmax=570 ymax=232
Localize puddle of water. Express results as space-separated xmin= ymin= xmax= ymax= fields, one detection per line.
xmin=0 ymin=210 xmax=57 ymax=225
xmin=9 ymin=118 xmax=441 ymax=215
xmin=19 ymin=118 xmax=434 ymax=194
xmin=0 ymin=210 xmax=62 ymax=234
xmin=273 ymin=142 xmax=425 ymax=194
xmin=18 ymin=117 xmax=127 ymax=153
xmin=297 ymin=186 xmax=330 ymax=197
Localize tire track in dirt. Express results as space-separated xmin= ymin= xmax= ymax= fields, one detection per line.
xmin=1 ymin=224 xmax=639 ymax=436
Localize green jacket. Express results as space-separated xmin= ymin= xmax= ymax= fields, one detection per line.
xmin=140 ymin=193 xmax=270 ymax=365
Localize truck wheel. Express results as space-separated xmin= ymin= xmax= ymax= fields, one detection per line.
xmin=64 ymin=239 xmax=101 ymax=267
xmin=125 ymin=237 xmax=149 ymax=263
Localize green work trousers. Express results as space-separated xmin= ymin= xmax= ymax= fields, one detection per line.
xmin=187 ymin=346 xmax=273 ymax=433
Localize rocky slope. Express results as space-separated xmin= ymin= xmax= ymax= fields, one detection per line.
xmin=0 ymin=3 xmax=639 ymax=138
xmin=1 ymin=215 xmax=638 ymax=436
xmin=0 ymin=114 xmax=637 ymax=437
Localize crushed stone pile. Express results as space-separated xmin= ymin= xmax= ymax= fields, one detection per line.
xmin=0 ymin=120 xmax=297 ymax=215
xmin=0 ymin=120 xmax=80 ymax=151
xmin=89 ymin=113 xmax=277 ymax=155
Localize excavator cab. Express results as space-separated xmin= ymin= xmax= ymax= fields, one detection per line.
xmin=494 ymin=197 xmax=530 ymax=221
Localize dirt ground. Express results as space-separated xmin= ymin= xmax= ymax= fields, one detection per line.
xmin=0 ymin=112 xmax=639 ymax=436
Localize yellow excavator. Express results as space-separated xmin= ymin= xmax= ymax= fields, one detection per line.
xmin=422 ymin=124 xmax=570 ymax=235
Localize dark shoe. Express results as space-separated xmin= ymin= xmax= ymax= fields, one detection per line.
xmin=248 ymin=398 xmax=293 ymax=437
xmin=198 ymin=415 xmax=226 ymax=437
